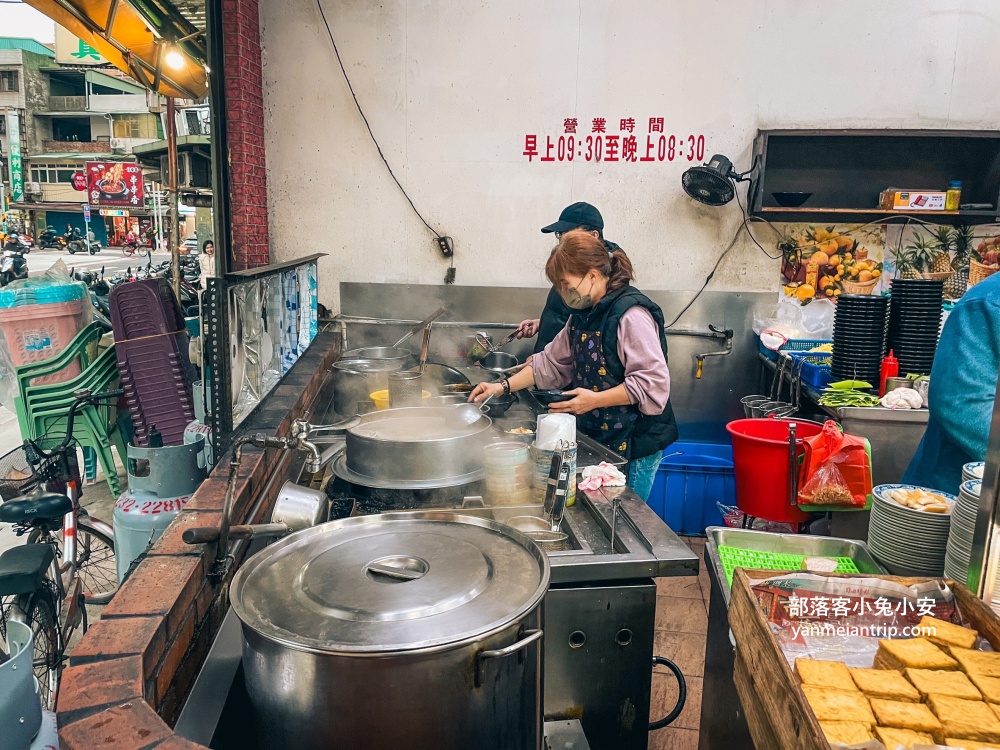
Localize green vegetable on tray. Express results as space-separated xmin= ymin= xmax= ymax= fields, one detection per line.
xmin=818 ymin=385 xmax=881 ymax=408
xmin=828 ymin=380 xmax=874 ymax=391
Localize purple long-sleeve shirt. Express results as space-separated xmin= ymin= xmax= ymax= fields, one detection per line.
xmin=531 ymin=306 xmax=671 ymax=415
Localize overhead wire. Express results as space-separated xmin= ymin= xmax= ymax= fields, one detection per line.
xmin=314 ymin=0 xmax=443 ymax=240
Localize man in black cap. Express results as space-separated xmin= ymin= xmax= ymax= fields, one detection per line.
xmin=516 ymin=202 xmax=620 ymax=352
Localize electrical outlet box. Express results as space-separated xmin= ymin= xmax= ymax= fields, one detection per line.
xmin=436 ymin=236 xmax=454 ymax=257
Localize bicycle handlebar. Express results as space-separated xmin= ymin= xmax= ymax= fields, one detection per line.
xmin=42 ymin=389 xmax=125 ymax=457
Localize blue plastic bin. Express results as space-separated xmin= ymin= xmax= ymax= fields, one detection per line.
xmin=647 ymin=442 xmax=736 ymax=535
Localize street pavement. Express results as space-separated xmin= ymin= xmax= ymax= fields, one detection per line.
xmin=0 ymin=244 xmax=144 ymax=554
xmin=24 ymin=244 xmax=172 ymax=279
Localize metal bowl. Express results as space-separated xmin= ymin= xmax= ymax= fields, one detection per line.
xmin=480 ymin=351 xmax=519 ymax=373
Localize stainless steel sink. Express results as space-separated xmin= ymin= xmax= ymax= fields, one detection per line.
xmin=705 ymin=525 xmax=885 ymax=606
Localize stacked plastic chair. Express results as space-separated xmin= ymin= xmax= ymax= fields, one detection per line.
xmin=13 ymin=321 xmax=127 ymax=497
xmin=110 ymin=279 xmax=196 ymax=447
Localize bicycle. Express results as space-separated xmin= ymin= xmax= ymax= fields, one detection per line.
xmin=0 ymin=389 xmax=122 ymax=709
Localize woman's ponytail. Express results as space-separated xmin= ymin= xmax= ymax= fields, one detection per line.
xmin=607 ymin=247 xmax=635 ymax=290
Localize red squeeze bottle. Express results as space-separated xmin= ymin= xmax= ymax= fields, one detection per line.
xmin=879 ymin=349 xmax=899 ymax=396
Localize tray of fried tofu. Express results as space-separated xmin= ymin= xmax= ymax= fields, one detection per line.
xmin=729 ymin=569 xmax=1000 ymax=750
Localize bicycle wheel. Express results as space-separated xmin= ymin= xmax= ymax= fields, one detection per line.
xmin=29 ymin=521 xmax=118 ymax=605
xmin=21 ymin=590 xmax=60 ymax=711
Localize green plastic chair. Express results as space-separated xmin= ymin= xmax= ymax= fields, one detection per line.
xmin=12 ymin=322 xmax=126 ymax=497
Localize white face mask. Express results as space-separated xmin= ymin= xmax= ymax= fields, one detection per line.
xmin=561 ymin=274 xmax=595 ymax=310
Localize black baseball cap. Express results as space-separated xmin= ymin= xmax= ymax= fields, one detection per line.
xmin=541 ymin=202 xmax=604 ymax=234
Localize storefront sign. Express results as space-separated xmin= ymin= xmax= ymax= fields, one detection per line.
xmin=55 ymin=25 xmax=107 ymax=66
xmin=522 ymin=117 xmax=706 ymax=164
xmin=86 ymin=162 xmax=144 ymax=208
xmin=98 ymin=209 xmax=129 ymax=217
xmin=71 ymin=172 xmax=88 ymax=191
xmin=5 ymin=112 xmax=23 ymax=203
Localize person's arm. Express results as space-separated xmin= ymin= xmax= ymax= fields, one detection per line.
xmin=928 ymin=296 xmax=1000 ymax=458
xmin=616 ymin=306 xmax=670 ymax=415
xmin=469 ymin=324 xmax=574 ymax=403
xmin=548 ymin=307 xmax=669 ymax=416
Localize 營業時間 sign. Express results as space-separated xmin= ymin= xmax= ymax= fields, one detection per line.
xmin=86 ymin=162 xmax=144 ymax=208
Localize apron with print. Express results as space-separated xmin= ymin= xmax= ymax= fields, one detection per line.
xmin=569 ymin=316 xmax=641 ymax=459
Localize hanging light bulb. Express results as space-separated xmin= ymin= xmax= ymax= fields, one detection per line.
xmin=165 ymin=47 xmax=185 ymax=70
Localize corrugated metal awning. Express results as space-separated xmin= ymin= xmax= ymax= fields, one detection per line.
xmin=21 ymin=0 xmax=207 ymax=99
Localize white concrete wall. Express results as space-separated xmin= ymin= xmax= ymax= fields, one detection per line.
xmin=260 ymin=0 xmax=1000 ymax=311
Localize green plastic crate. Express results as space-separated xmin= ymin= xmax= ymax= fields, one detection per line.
xmin=717 ymin=545 xmax=860 ymax=586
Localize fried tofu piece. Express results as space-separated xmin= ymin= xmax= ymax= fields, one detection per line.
xmin=870 ymin=698 xmax=943 ymax=737
xmin=906 ymin=668 xmax=982 ymax=701
xmin=971 ymin=674 xmax=1000 ymax=704
xmin=928 ymin=694 xmax=1000 ymax=743
xmin=848 ymin=667 xmax=920 ymax=702
xmin=875 ymin=638 xmax=959 ymax=671
xmin=820 ymin=720 xmax=875 ymax=745
xmin=875 ymin=726 xmax=935 ymax=749
xmin=950 ymin=648 xmax=1000 ymax=679
xmin=802 ymin=686 xmax=875 ymax=726
xmin=796 ymin=658 xmax=858 ymax=692
xmin=944 ymin=740 xmax=1000 ymax=749
xmin=919 ymin=615 xmax=979 ymax=650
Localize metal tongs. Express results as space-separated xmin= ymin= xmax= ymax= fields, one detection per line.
xmin=475 ymin=330 xmax=519 ymax=353
xmin=543 ymin=444 xmax=571 ymax=532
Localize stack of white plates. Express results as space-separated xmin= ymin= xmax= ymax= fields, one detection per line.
xmin=945 ymin=480 xmax=980 ymax=584
xmin=868 ymin=484 xmax=955 ymax=576
xmin=964 ymin=462 xmax=985 ymax=483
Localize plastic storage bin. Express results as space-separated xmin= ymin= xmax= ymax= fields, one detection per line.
xmin=0 ymin=298 xmax=87 ymax=385
xmin=757 ymin=338 xmax=832 ymax=363
xmin=647 ymin=442 xmax=736 ymax=535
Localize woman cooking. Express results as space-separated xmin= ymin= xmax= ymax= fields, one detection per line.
xmin=470 ymin=230 xmax=678 ymax=500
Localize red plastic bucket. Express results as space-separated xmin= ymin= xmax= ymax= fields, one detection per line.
xmin=726 ymin=418 xmax=824 ymax=524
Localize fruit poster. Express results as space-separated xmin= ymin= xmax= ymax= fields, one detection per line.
xmin=777 ymin=224 xmax=887 ymax=305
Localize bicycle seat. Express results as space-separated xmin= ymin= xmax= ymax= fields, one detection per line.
xmin=0 ymin=544 xmax=55 ymax=596
xmin=0 ymin=492 xmax=72 ymax=523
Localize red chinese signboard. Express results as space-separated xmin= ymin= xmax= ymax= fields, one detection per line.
xmin=85 ymin=161 xmax=144 ymax=208
xmin=71 ymin=171 xmax=87 ymax=191
xmin=523 ymin=117 xmax=706 ymax=164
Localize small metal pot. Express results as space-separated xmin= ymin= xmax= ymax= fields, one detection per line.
xmin=884 ymin=377 xmax=910 ymax=393
xmin=332 ymin=359 xmax=404 ymax=417
xmin=480 ymin=351 xmax=519 ymax=373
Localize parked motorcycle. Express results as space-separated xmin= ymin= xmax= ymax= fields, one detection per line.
xmin=1 ymin=248 xmax=28 ymax=286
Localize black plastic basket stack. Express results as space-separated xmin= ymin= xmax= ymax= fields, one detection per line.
xmin=887 ymin=278 xmax=944 ymax=377
xmin=831 ymin=294 xmax=890 ymax=386
xmin=111 ymin=279 xmax=195 ymax=446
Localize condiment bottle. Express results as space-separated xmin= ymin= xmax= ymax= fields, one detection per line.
xmin=946 ymin=180 xmax=962 ymax=211
xmin=879 ymin=350 xmax=899 ymax=396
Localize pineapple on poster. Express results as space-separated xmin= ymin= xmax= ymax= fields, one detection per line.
xmin=777 ymin=224 xmax=886 ymax=305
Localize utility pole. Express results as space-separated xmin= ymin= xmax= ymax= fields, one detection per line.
xmin=166 ymin=97 xmax=180 ymax=299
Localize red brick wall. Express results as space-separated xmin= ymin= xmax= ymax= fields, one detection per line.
xmin=222 ymin=0 xmax=270 ymax=271
xmin=56 ymin=335 xmax=340 ymax=748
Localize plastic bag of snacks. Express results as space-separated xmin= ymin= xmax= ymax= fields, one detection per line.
xmin=799 ymin=459 xmax=857 ymax=507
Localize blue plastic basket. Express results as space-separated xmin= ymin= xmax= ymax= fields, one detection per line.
xmin=784 ymin=351 xmax=833 ymax=389
xmin=757 ymin=338 xmax=832 ymax=363
xmin=647 ymin=442 xmax=735 ymax=536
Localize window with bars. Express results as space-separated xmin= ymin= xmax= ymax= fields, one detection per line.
xmin=29 ymin=163 xmax=78 ymax=184
xmin=0 ymin=71 xmax=19 ymax=92
xmin=112 ymin=114 xmax=159 ymax=139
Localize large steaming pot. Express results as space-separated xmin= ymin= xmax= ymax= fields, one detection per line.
xmin=231 ymin=513 xmax=548 ymax=750
xmin=336 ymin=405 xmax=492 ymax=487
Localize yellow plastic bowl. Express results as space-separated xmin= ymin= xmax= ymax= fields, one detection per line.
xmin=369 ymin=389 xmax=432 ymax=410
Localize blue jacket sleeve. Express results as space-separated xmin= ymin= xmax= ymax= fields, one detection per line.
xmin=927 ymin=293 xmax=1000 ymax=459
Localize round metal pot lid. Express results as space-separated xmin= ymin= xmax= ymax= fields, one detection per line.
xmin=231 ymin=512 xmax=550 ymax=654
